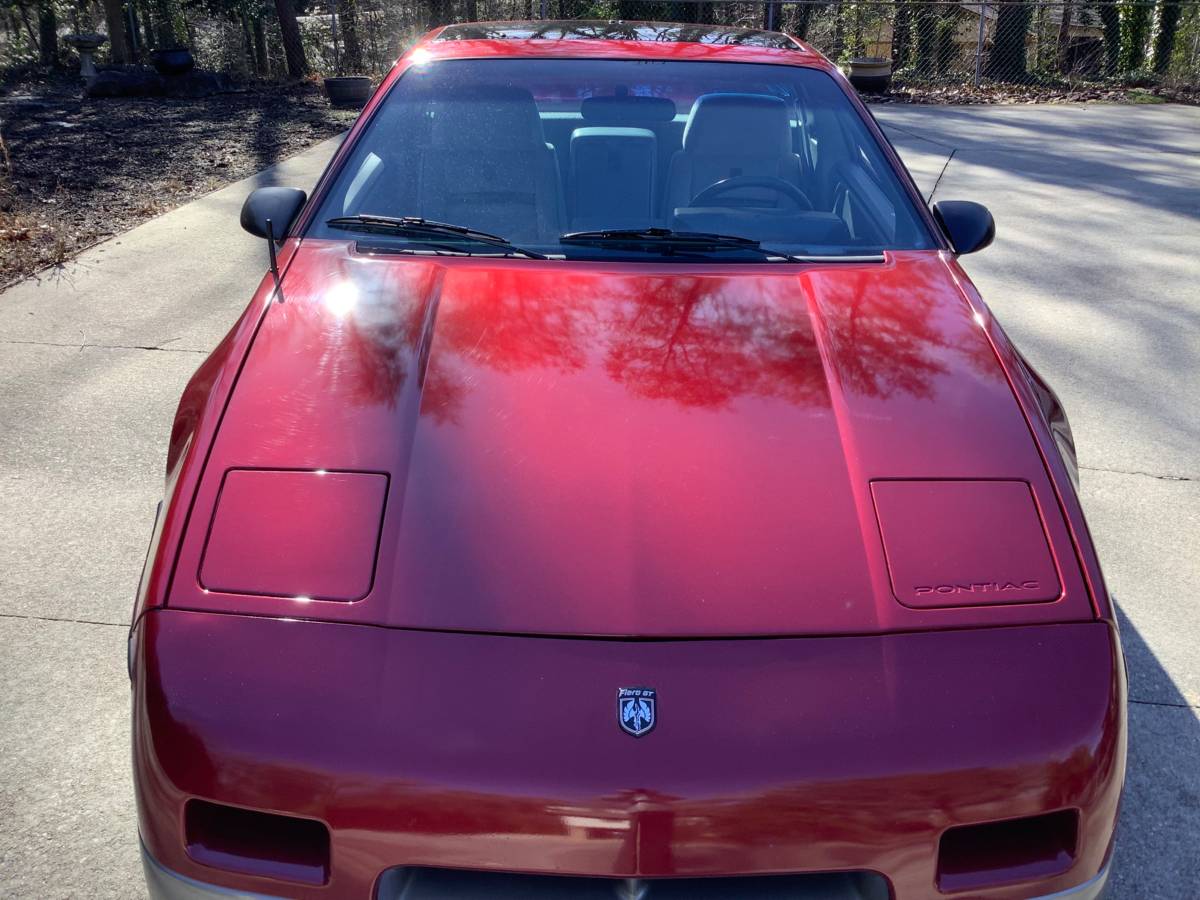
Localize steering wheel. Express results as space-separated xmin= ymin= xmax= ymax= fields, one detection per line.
xmin=689 ymin=175 xmax=814 ymax=211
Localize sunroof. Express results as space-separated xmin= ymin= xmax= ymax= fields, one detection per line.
xmin=435 ymin=20 xmax=802 ymax=50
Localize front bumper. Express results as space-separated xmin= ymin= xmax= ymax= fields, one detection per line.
xmin=143 ymin=842 xmax=1112 ymax=900
xmin=133 ymin=611 xmax=1125 ymax=900
xmin=144 ymin=843 xmax=276 ymax=899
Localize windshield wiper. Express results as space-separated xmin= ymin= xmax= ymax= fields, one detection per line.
xmin=560 ymin=227 xmax=757 ymax=249
xmin=325 ymin=215 xmax=548 ymax=259
xmin=558 ymin=227 xmax=802 ymax=261
xmin=559 ymin=228 xmax=886 ymax=264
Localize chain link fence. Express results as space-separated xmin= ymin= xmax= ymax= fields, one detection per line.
xmin=7 ymin=0 xmax=1200 ymax=89
xmin=771 ymin=0 xmax=1200 ymax=88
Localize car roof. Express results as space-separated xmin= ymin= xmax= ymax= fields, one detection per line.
xmin=408 ymin=19 xmax=829 ymax=68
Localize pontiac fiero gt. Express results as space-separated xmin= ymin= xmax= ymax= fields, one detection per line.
xmin=130 ymin=20 xmax=1125 ymax=900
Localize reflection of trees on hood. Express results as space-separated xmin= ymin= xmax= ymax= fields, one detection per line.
xmin=419 ymin=269 xmax=600 ymax=425
xmin=603 ymin=276 xmax=828 ymax=410
xmin=812 ymin=262 xmax=959 ymax=402
xmin=433 ymin=272 xmax=594 ymax=376
xmin=309 ymin=256 xmax=1003 ymax=424
xmin=270 ymin=257 xmax=430 ymax=412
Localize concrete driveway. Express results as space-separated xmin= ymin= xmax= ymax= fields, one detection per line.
xmin=1 ymin=103 xmax=1197 ymax=898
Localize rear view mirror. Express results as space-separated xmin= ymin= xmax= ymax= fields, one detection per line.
xmin=240 ymin=187 xmax=308 ymax=241
xmin=931 ymin=200 xmax=995 ymax=255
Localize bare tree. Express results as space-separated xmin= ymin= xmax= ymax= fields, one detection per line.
xmin=1153 ymin=0 xmax=1183 ymax=72
xmin=1098 ymin=3 xmax=1121 ymax=74
xmin=985 ymin=0 xmax=1032 ymax=80
xmin=37 ymin=1 xmax=57 ymax=65
xmin=1120 ymin=0 xmax=1153 ymax=70
xmin=1056 ymin=0 xmax=1074 ymax=74
xmin=102 ymin=0 xmax=131 ymax=62
xmin=339 ymin=0 xmax=364 ymax=71
xmin=274 ymin=0 xmax=309 ymax=77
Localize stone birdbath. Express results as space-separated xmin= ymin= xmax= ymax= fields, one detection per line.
xmin=65 ymin=33 xmax=107 ymax=83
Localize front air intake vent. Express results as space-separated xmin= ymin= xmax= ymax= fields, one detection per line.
xmin=936 ymin=808 xmax=1078 ymax=892
xmin=375 ymin=868 xmax=890 ymax=899
xmin=185 ymin=799 xmax=330 ymax=885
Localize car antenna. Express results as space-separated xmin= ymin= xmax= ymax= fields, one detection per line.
xmin=265 ymin=218 xmax=285 ymax=303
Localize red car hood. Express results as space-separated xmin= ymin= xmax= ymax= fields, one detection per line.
xmin=170 ymin=243 xmax=1092 ymax=635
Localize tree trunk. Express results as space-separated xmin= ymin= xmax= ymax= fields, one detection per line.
xmin=274 ymin=0 xmax=309 ymax=77
xmin=913 ymin=2 xmax=937 ymax=77
xmin=126 ymin=3 xmax=142 ymax=59
xmin=18 ymin=5 xmax=37 ymax=48
xmin=102 ymin=0 xmax=130 ymax=63
xmin=985 ymin=0 xmax=1031 ymax=81
xmin=339 ymin=0 xmax=363 ymax=71
xmin=1056 ymin=0 xmax=1073 ymax=74
xmin=793 ymin=1 xmax=818 ymax=41
xmin=465 ymin=0 xmax=477 ymax=20
xmin=761 ymin=0 xmax=779 ymax=30
xmin=425 ymin=0 xmax=449 ymax=28
xmin=37 ymin=3 xmax=57 ymax=66
xmin=831 ymin=2 xmax=846 ymax=59
xmin=1152 ymin=0 xmax=1182 ymax=72
xmin=934 ymin=13 xmax=956 ymax=75
xmin=137 ymin=0 xmax=156 ymax=49
xmin=1098 ymin=2 xmax=1120 ymax=74
xmin=151 ymin=0 xmax=180 ymax=47
xmin=241 ymin=13 xmax=256 ymax=73
xmin=252 ymin=16 xmax=269 ymax=74
xmin=153 ymin=0 xmax=169 ymax=46
xmin=1119 ymin=0 xmax=1152 ymax=71
xmin=893 ymin=0 xmax=912 ymax=68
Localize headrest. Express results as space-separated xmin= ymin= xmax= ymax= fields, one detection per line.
xmin=581 ymin=95 xmax=677 ymax=124
xmin=682 ymin=93 xmax=792 ymax=156
xmin=428 ymin=85 xmax=546 ymax=149
xmin=571 ymin=126 xmax=656 ymax=146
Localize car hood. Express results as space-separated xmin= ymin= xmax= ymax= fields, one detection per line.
xmin=172 ymin=242 xmax=1089 ymax=635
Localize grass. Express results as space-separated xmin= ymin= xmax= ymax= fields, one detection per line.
xmin=1123 ymin=88 xmax=1170 ymax=103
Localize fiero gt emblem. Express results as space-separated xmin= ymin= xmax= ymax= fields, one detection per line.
xmin=617 ymin=687 xmax=657 ymax=738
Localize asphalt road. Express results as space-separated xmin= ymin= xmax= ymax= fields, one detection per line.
xmin=1 ymin=103 xmax=1197 ymax=898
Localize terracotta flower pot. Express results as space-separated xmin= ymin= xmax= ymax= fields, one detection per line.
xmin=845 ymin=57 xmax=893 ymax=94
xmin=324 ymin=76 xmax=373 ymax=108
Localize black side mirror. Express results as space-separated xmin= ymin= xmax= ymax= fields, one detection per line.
xmin=931 ymin=200 xmax=995 ymax=255
xmin=240 ymin=187 xmax=308 ymax=240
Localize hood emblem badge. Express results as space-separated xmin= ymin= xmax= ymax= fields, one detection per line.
xmin=617 ymin=687 xmax=657 ymax=738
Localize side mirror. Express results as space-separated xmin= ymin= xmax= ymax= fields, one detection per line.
xmin=931 ymin=200 xmax=995 ymax=255
xmin=240 ymin=187 xmax=308 ymax=241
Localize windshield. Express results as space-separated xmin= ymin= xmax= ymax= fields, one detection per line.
xmin=308 ymin=58 xmax=935 ymax=261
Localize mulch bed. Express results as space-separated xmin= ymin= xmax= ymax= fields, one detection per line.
xmin=870 ymin=80 xmax=1200 ymax=106
xmin=0 ymin=72 xmax=356 ymax=289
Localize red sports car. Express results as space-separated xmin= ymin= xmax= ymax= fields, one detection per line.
xmin=131 ymin=21 xmax=1124 ymax=900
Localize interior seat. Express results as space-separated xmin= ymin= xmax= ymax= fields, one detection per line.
xmin=569 ymin=127 xmax=657 ymax=231
xmin=664 ymin=93 xmax=805 ymax=218
xmin=417 ymin=85 xmax=565 ymax=242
